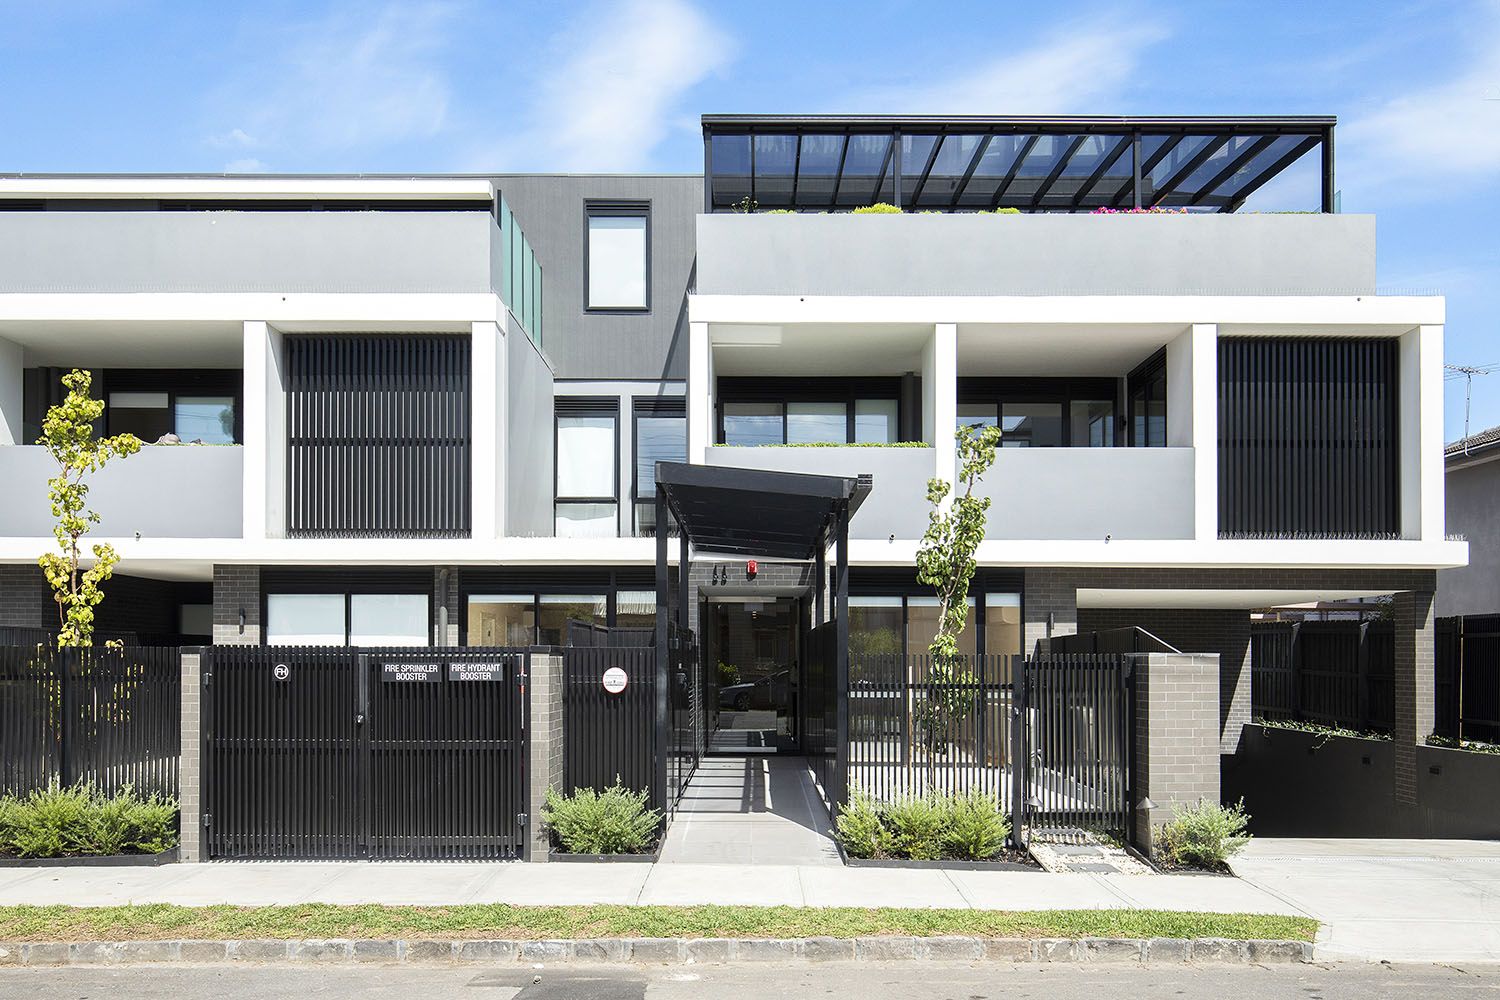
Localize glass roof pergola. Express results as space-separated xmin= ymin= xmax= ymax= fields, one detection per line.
xmin=701 ymin=115 xmax=1335 ymax=214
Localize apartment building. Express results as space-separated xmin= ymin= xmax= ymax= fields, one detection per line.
xmin=0 ymin=114 xmax=1466 ymax=816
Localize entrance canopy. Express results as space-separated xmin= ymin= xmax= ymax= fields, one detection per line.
xmin=654 ymin=462 xmax=869 ymax=559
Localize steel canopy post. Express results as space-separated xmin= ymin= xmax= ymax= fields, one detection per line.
xmin=833 ymin=500 xmax=850 ymax=814
xmin=654 ymin=490 xmax=670 ymax=813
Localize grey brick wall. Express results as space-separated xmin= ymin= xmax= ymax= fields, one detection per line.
xmin=0 ymin=564 xmax=54 ymax=628
xmin=527 ymin=651 xmax=564 ymax=861
xmin=212 ymin=565 xmax=260 ymax=645
xmin=688 ymin=560 xmax=815 ymax=635
xmin=1079 ymin=608 xmax=1251 ymax=754
xmin=1393 ymin=589 xmax=1436 ymax=806
xmin=178 ymin=649 xmax=202 ymax=862
xmin=1132 ymin=652 xmax=1221 ymax=852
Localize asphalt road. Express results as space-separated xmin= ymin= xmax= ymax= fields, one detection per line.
xmin=1 ymin=963 xmax=1497 ymax=999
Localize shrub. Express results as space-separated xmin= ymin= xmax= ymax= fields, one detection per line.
xmin=852 ymin=202 xmax=902 ymax=214
xmin=833 ymin=788 xmax=893 ymax=859
xmin=1155 ymin=799 xmax=1251 ymax=869
xmin=0 ymin=782 xmax=179 ymax=858
xmin=717 ymin=661 xmax=740 ymax=687
xmin=836 ymin=788 xmax=1011 ymax=862
xmin=941 ymin=789 xmax=1010 ymax=861
xmin=543 ymin=779 xmax=661 ymax=855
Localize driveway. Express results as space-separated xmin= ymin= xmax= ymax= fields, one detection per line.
xmin=1230 ymin=838 xmax=1500 ymax=962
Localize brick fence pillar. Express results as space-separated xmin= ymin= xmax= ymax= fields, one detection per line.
xmin=1132 ymin=652 xmax=1220 ymax=854
xmin=1393 ymin=590 xmax=1436 ymax=806
xmin=526 ymin=650 xmax=564 ymax=861
xmin=178 ymin=648 xmax=203 ymax=862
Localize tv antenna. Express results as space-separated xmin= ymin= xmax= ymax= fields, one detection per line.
xmin=1445 ymin=362 xmax=1498 ymax=447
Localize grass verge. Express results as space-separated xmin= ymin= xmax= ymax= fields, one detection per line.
xmin=0 ymin=904 xmax=1316 ymax=942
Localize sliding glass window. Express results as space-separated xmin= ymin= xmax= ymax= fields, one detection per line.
xmin=633 ymin=399 xmax=686 ymax=536
xmin=958 ymin=379 xmax=1119 ymax=449
xmin=718 ymin=378 xmax=905 ymax=445
xmin=266 ymin=592 xmax=428 ymax=646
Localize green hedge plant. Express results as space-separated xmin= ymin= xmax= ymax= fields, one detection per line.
xmin=543 ymin=779 xmax=662 ymax=855
xmin=0 ymin=782 xmax=178 ymax=858
xmin=851 ymin=202 xmax=903 ymax=214
xmin=1155 ymin=799 xmax=1250 ymax=870
xmin=835 ymin=787 xmax=1011 ymax=862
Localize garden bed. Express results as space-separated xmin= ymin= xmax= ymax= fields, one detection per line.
xmin=0 ymin=846 xmax=178 ymax=868
xmin=548 ymin=841 xmax=661 ymax=864
xmin=835 ymin=840 xmax=1038 ymax=871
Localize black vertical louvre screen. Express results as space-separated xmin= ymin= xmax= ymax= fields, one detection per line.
xmin=286 ymin=335 xmax=471 ymax=538
xmin=0 ymin=645 xmax=180 ymax=798
xmin=803 ymin=623 xmax=839 ymax=806
xmin=1218 ymin=337 xmax=1399 ymax=538
xmin=1435 ymin=615 xmax=1500 ymax=743
xmin=1016 ymin=654 xmax=1132 ymax=841
xmin=203 ymin=647 xmax=526 ymax=860
xmin=666 ymin=623 xmax=707 ymax=810
xmin=563 ymin=645 xmax=659 ymax=808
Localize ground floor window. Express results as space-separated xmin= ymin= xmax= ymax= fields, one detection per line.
xmin=850 ymin=592 xmax=1021 ymax=660
xmin=265 ymin=592 xmax=429 ymax=646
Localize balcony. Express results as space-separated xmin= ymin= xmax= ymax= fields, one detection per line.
xmin=705 ymin=445 xmax=936 ymax=540
xmin=0 ymin=211 xmax=500 ymax=294
xmin=0 ymin=445 xmax=243 ymax=539
xmin=695 ymin=213 xmax=1375 ymax=298
xmin=975 ymin=447 xmax=1195 ymax=540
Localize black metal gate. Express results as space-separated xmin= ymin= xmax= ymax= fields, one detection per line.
xmin=1012 ymin=653 xmax=1133 ymax=841
xmin=203 ymin=647 xmax=527 ymax=860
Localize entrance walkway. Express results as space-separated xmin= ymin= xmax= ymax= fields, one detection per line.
xmin=657 ymin=756 xmax=840 ymax=866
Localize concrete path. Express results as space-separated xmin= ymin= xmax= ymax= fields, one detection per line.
xmin=0 ymin=859 xmax=1298 ymax=915
xmin=657 ymin=756 xmax=840 ymax=865
xmin=1231 ymin=838 xmax=1500 ymax=963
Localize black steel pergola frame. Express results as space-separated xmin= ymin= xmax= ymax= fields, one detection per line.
xmin=651 ymin=462 xmax=868 ymax=805
xmin=702 ymin=114 xmax=1336 ymax=214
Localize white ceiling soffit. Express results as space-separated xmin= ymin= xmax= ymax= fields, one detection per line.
xmin=955 ymin=323 xmax=1181 ymax=377
xmin=1077 ymin=588 xmax=1395 ymax=610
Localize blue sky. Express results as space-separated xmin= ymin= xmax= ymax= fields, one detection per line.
xmin=3 ymin=0 xmax=1497 ymax=440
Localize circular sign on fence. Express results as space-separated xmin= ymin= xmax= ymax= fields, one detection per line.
xmin=602 ymin=666 xmax=629 ymax=694
xmin=273 ymin=663 xmax=291 ymax=682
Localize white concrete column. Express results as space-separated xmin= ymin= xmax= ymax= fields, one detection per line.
xmin=687 ymin=322 xmax=712 ymax=463
xmin=1167 ymin=323 xmax=1219 ymax=540
xmin=1401 ymin=325 xmax=1445 ymax=541
xmin=241 ymin=320 xmax=286 ymax=540
xmin=470 ymin=320 xmax=506 ymax=540
xmin=924 ymin=323 xmax=958 ymax=482
xmin=0 ymin=335 xmax=22 ymax=446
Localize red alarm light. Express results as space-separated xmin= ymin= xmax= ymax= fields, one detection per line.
xmin=746 ymin=559 xmax=758 ymax=577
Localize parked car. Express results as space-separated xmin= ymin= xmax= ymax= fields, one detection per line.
xmin=718 ymin=669 xmax=791 ymax=711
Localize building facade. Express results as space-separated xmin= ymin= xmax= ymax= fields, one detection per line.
xmin=0 ymin=115 xmax=1466 ymax=813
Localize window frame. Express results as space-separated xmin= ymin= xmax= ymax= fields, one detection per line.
xmin=1127 ymin=349 xmax=1169 ymax=448
xmin=631 ymin=398 xmax=687 ymax=536
xmin=847 ymin=588 xmax=1023 ymax=659
xmin=101 ymin=368 xmax=244 ymax=443
xmin=715 ymin=377 xmax=906 ymax=445
xmin=262 ymin=587 xmax=433 ymax=647
xmin=584 ymin=200 xmax=652 ymax=314
xmin=957 ymin=377 xmax=1121 ymax=449
xmin=555 ymin=397 xmax=622 ymax=537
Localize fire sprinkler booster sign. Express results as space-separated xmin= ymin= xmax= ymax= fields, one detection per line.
xmin=602 ymin=667 xmax=628 ymax=694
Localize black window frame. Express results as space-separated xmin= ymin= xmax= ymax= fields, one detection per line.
xmin=554 ymin=396 xmax=622 ymax=537
xmin=847 ymin=569 xmax=1026 ymax=659
xmin=260 ymin=569 xmax=435 ymax=647
xmin=584 ymin=200 xmax=652 ymax=314
xmin=1127 ymin=349 xmax=1169 ymax=448
xmin=101 ymin=368 xmax=244 ymax=444
xmin=458 ymin=569 xmax=655 ymax=646
xmin=716 ymin=377 xmax=906 ymax=445
xmin=957 ymin=377 xmax=1122 ymax=448
xmin=632 ymin=397 xmax=687 ymax=537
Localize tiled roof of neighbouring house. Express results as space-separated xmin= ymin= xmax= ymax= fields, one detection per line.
xmin=1446 ymin=424 xmax=1500 ymax=460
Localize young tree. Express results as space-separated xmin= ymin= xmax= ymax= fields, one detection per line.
xmin=36 ymin=370 xmax=141 ymax=647
xmin=913 ymin=423 xmax=1003 ymax=759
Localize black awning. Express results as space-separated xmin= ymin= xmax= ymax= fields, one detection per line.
xmin=702 ymin=114 xmax=1335 ymax=214
xmin=655 ymin=461 xmax=869 ymax=559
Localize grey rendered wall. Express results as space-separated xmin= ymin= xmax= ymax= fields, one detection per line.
xmin=696 ymin=213 xmax=1377 ymax=297
xmin=977 ymin=448 xmax=1194 ymax=540
xmin=1438 ymin=457 xmax=1500 ymax=616
xmin=0 ymin=445 xmax=243 ymax=538
xmin=506 ymin=328 xmax=555 ymax=537
xmin=0 ymin=211 xmax=497 ymax=293
xmin=705 ymin=446 xmax=934 ymax=540
xmin=492 ymin=175 xmax=701 ymax=380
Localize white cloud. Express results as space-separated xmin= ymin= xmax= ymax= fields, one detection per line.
xmin=206 ymin=1 xmax=456 ymax=157
xmin=469 ymin=0 xmax=733 ymax=171
xmin=852 ymin=19 xmax=1169 ymax=113
xmin=1341 ymin=3 xmax=1500 ymax=194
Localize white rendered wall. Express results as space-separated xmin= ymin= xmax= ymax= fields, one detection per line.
xmin=471 ymin=319 xmax=506 ymax=539
xmin=1401 ymin=325 xmax=1445 ymax=541
xmin=688 ymin=322 xmax=712 ymax=464
xmin=1166 ymin=323 xmax=1219 ymax=540
xmin=926 ymin=324 xmax=957 ymax=480
xmin=241 ymin=321 xmax=286 ymax=540
xmin=0 ymin=335 xmax=22 ymax=446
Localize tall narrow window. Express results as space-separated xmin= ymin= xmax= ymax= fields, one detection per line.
xmin=556 ymin=399 xmax=619 ymax=537
xmin=1128 ymin=350 xmax=1168 ymax=447
xmin=634 ymin=399 xmax=686 ymax=536
xmin=586 ymin=203 xmax=649 ymax=311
